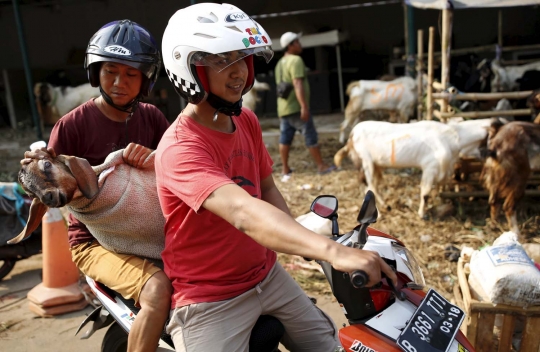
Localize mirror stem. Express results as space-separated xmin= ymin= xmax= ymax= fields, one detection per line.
xmin=331 ymin=216 xmax=339 ymax=236
xmin=359 ymin=223 xmax=369 ymax=245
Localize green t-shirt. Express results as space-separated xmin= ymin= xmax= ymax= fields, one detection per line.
xmin=275 ymin=54 xmax=310 ymax=117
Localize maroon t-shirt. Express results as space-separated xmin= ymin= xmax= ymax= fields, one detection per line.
xmin=48 ymin=99 xmax=170 ymax=247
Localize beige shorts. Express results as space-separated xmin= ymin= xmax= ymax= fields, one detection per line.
xmin=166 ymin=262 xmax=338 ymax=352
xmin=71 ymin=241 xmax=161 ymax=305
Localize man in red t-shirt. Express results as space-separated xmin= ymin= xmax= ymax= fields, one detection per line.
xmin=157 ymin=4 xmax=397 ymax=351
xmin=25 ymin=21 xmax=171 ymax=352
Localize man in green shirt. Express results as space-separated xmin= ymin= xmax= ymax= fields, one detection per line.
xmin=276 ymin=32 xmax=335 ymax=182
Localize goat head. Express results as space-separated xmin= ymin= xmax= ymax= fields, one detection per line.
xmin=8 ymin=154 xmax=99 ymax=244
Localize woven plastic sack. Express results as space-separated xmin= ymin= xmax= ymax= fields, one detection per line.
xmin=468 ymin=232 xmax=540 ymax=307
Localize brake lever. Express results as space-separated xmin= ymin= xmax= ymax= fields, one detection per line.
xmin=384 ymin=269 xmax=406 ymax=301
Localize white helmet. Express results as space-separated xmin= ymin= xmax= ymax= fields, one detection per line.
xmin=162 ymin=3 xmax=274 ymax=105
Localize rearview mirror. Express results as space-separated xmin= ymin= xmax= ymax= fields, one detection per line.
xmin=310 ymin=195 xmax=338 ymax=218
xmin=310 ymin=195 xmax=339 ymax=236
xmin=357 ymin=190 xmax=378 ymax=225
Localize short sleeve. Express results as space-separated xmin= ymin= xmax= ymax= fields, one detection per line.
xmin=290 ymin=56 xmax=306 ymax=79
xmin=158 ymin=139 xmax=234 ymax=212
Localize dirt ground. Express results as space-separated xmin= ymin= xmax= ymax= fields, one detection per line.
xmin=1 ymin=118 xmax=539 ymax=351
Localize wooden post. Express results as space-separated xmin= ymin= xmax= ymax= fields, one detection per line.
xmin=417 ymin=29 xmax=424 ymax=120
xmin=2 ymin=69 xmax=17 ymax=130
xmin=427 ymin=27 xmax=434 ymax=120
xmin=336 ymin=44 xmax=345 ymax=112
xmin=440 ymin=7 xmax=453 ymax=117
xmin=498 ymin=10 xmax=503 ymax=49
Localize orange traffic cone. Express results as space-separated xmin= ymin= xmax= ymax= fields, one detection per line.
xmin=27 ymin=208 xmax=88 ymax=317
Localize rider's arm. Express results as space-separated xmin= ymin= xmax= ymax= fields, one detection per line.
xmin=260 ymin=174 xmax=291 ymax=217
xmin=202 ymin=182 xmax=396 ymax=287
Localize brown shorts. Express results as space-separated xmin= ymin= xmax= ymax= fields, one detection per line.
xmin=71 ymin=241 xmax=161 ymax=305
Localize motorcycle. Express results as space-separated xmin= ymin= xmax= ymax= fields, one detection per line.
xmin=77 ymin=190 xmax=476 ymax=352
xmin=0 ymin=182 xmax=42 ymax=281
xmin=77 ymin=265 xmax=284 ymax=352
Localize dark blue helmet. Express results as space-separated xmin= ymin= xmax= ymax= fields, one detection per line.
xmin=84 ymin=20 xmax=161 ymax=97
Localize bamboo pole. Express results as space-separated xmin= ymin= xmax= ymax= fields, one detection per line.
xmin=440 ymin=7 xmax=453 ymax=115
xmin=439 ymin=108 xmax=532 ymax=119
xmin=417 ymin=43 xmax=540 ymax=60
xmin=432 ymin=90 xmax=534 ymax=101
xmin=417 ymin=29 xmax=424 ymax=120
xmin=432 ymin=81 xmax=444 ymax=91
xmin=441 ymin=189 xmax=540 ymax=199
xmin=427 ymin=27 xmax=434 ymax=120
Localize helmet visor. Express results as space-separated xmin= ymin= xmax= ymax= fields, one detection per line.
xmin=191 ymin=47 xmax=273 ymax=73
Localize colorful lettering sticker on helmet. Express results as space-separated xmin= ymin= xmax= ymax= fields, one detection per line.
xmin=245 ymin=28 xmax=260 ymax=35
xmin=242 ymin=35 xmax=268 ymax=48
xmin=103 ymin=45 xmax=132 ymax=56
xmin=225 ymin=12 xmax=249 ymax=22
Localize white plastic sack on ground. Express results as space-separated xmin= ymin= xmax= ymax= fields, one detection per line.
xmin=295 ymin=212 xmax=332 ymax=237
xmin=468 ymin=232 xmax=540 ymax=307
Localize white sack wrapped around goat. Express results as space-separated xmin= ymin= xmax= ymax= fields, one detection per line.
xmin=295 ymin=212 xmax=332 ymax=237
xmin=468 ymin=232 xmax=540 ymax=307
xmin=10 ymin=149 xmax=165 ymax=259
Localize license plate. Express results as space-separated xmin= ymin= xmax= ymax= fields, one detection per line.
xmin=397 ymin=289 xmax=465 ymax=352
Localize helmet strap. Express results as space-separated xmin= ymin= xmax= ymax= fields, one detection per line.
xmin=99 ymin=86 xmax=140 ymax=115
xmin=206 ymin=92 xmax=242 ymax=122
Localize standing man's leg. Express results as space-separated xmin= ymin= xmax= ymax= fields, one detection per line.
xmin=279 ymin=116 xmax=297 ymax=177
xmin=302 ymin=115 xmax=334 ymax=174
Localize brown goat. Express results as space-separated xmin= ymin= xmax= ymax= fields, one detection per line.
xmin=481 ymin=121 xmax=540 ymax=233
xmin=9 ymin=149 xmax=165 ymax=260
xmin=9 ymin=151 xmax=99 ymax=244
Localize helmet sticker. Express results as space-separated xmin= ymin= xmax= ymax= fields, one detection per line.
xmin=104 ymin=45 xmax=132 ymax=56
xmin=242 ymin=35 xmax=268 ymax=48
xmin=225 ymin=12 xmax=250 ymax=22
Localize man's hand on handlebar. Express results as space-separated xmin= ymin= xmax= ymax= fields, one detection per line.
xmin=330 ymin=246 xmax=397 ymax=288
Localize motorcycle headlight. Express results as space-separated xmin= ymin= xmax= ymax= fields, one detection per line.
xmin=391 ymin=243 xmax=425 ymax=287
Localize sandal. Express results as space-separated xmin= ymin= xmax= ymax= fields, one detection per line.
xmin=317 ymin=165 xmax=337 ymax=175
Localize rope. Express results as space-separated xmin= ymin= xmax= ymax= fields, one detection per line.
xmin=251 ymin=1 xmax=401 ymax=19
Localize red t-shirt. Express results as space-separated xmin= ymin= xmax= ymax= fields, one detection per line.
xmin=48 ymin=99 xmax=170 ymax=247
xmin=155 ymin=108 xmax=276 ymax=308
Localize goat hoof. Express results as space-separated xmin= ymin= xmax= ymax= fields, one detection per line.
xmin=421 ymin=214 xmax=430 ymax=221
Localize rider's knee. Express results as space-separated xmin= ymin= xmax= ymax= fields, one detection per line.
xmin=141 ymin=271 xmax=172 ymax=308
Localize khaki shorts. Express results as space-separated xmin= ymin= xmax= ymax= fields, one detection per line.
xmin=71 ymin=241 xmax=161 ymax=305
xmin=166 ymin=262 xmax=338 ymax=352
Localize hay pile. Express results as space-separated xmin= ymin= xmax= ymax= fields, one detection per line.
xmin=269 ymin=137 xmax=540 ymax=301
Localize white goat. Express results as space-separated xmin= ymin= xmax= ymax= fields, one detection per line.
xmin=334 ymin=119 xmax=493 ymax=218
xmin=34 ymin=82 xmax=100 ymax=123
xmin=243 ymin=79 xmax=270 ymax=112
xmin=491 ymin=60 xmax=540 ymax=92
xmin=339 ymin=76 xmax=417 ymax=143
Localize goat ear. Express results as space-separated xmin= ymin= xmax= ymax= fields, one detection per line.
xmin=56 ymin=155 xmax=99 ymax=199
xmin=7 ymin=198 xmax=47 ymax=244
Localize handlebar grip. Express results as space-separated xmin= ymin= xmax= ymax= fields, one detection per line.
xmin=350 ymin=270 xmax=369 ymax=288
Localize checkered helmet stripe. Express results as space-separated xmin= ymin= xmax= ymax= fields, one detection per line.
xmin=166 ymin=68 xmax=203 ymax=103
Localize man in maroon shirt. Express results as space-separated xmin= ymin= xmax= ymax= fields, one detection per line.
xmin=27 ymin=20 xmax=171 ymax=352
